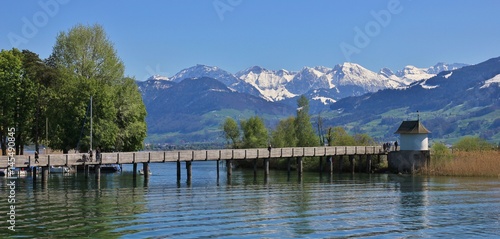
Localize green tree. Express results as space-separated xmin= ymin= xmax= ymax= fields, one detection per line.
xmin=114 ymin=77 xmax=147 ymax=151
xmin=49 ymin=24 xmax=145 ymax=153
xmin=295 ymin=95 xmax=319 ymax=147
xmin=353 ymin=133 xmax=376 ymax=146
xmin=327 ymin=126 xmax=356 ymax=146
xmin=431 ymin=142 xmax=451 ymax=161
xmin=271 ymin=117 xmax=297 ymax=148
xmin=222 ymin=117 xmax=240 ymax=148
xmin=453 ymin=136 xmax=493 ymax=151
xmin=240 ymin=116 xmax=268 ymax=148
xmin=0 ymin=49 xmax=23 ymax=155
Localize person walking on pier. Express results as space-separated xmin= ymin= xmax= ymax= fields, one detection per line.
xmin=96 ymin=146 xmax=101 ymax=162
xmin=394 ymin=141 xmax=399 ymax=151
xmin=34 ymin=150 xmax=39 ymax=163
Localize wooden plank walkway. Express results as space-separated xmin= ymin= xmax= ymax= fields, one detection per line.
xmin=0 ymin=146 xmax=384 ymax=168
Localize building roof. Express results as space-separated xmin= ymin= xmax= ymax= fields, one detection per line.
xmin=395 ymin=120 xmax=431 ymax=134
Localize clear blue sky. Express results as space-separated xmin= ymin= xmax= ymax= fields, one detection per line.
xmin=2 ymin=0 xmax=500 ymax=80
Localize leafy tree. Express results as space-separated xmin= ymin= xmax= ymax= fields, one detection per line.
xmin=295 ymin=95 xmax=319 ymax=147
xmin=271 ymin=117 xmax=297 ymax=148
xmin=222 ymin=117 xmax=240 ymax=148
xmin=240 ymin=116 xmax=268 ymax=148
xmin=327 ymin=126 xmax=356 ymax=146
xmin=0 ymin=49 xmax=22 ymax=155
xmin=453 ymin=136 xmax=493 ymax=151
xmin=353 ymin=133 xmax=376 ymax=146
xmin=431 ymin=142 xmax=451 ymax=161
xmin=49 ymin=24 xmax=145 ymax=153
xmin=114 ymin=77 xmax=147 ymax=151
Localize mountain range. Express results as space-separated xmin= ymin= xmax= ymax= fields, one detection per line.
xmin=137 ymin=59 xmax=499 ymax=145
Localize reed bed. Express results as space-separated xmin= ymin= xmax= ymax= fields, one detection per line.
xmin=423 ymin=150 xmax=500 ymax=177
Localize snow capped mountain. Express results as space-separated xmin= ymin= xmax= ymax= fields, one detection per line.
xmin=332 ymin=63 xmax=401 ymax=92
xmin=235 ymin=66 xmax=295 ymax=101
xmin=145 ymin=62 xmax=468 ymax=105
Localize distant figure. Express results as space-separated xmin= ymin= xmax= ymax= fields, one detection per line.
xmin=96 ymin=146 xmax=101 ymax=162
xmin=89 ymin=149 xmax=93 ymax=162
xmin=34 ymin=150 xmax=39 ymax=163
xmin=394 ymin=141 xmax=399 ymax=151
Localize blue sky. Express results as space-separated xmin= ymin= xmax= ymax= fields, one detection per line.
xmin=2 ymin=0 xmax=500 ymax=80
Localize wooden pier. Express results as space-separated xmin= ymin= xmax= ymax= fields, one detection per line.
xmin=0 ymin=146 xmax=385 ymax=182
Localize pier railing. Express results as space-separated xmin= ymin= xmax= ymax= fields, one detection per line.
xmin=0 ymin=146 xmax=384 ymax=168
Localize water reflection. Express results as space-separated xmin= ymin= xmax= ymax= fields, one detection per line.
xmin=1 ymin=164 xmax=499 ymax=238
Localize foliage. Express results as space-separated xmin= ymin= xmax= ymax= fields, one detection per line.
xmin=423 ymin=150 xmax=500 ymax=177
xmin=240 ymin=116 xmax=268 ymax=148
xmin=295 ymin=95 xmax=319 ymax=147
xmin=271 ymin=117 xmax=297 ymax=148
xmin=452 ymin=136 xmax=494 ymax=151
xmin=431 ymin=142 xmax=452 ymax=162
xmin=222 ymin=117 xmax=240 ymax=148
xmin=0 ymin=49 xmax=23 ymax=155
xmin=46 ymin=24 xmax=146 ymax=153
xmin=327 ymin=127 xmax=356 ymax=146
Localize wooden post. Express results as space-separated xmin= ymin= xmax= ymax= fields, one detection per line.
xmin=297 ymin=157 xmax=303 ymax=178
xmin=367 ymin=155 xmax=372 ymax=173
xmin=41 ymin=166 xmax=49 ymax=183
xmin=176 ymin=160 xmax=181 ymax=182
xmin=358 ymin=155 xmax=363 ymax=173
xmin=32 ymin=166 xmax=37 ymax=182
xmin=143 ymin=162 xmax=150 ymax=179
xmin=328 ymin=156 xmax=333 ymax=176
xmin=95 ymin=164 xmax=101 ymax=180
xmin=349 ymin=155 xmax=355 ymax=174
xmin=264 ymin=158 xmax=269 ymax=177
xmin=319 ymin=156 xmax=323 ymax=176
xmin=226 ymin=159 xmax=232 ymax=177
xmin=216 ymin=159 xmax=220 ymax=181
xmin=133 ymin=163 xmax=137 ymax=179
xmin=186 ymin=161 xmax=192 ymax=183
xmin=338 ymin=155 xmax=343 ymax=173
xmin=287 ymin=158 xmax=291 ymax=177
xmin=253 ymin=159 xmax=257 ymax=179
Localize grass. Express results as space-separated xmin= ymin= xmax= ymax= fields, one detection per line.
xmin=423 ymin=150 xmax=500 ymax=177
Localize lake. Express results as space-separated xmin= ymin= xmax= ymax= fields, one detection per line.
xmin=1 ymin=161 xmax=499 ymax=238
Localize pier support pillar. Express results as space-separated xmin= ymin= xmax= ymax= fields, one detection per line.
xmin=349 ymin=155 xmax=355 ymax=174
xmin=84 ymin=164 xmax=89 ymax=178
xmin=319 ymin=156 xmax=323 ymax=176
xmin=338 ymin=155 xmax=344 ymax=173
xmin=287 ymin=158 xmax=292 ymax=178
xmin=32 ymin=166 xmax=37 ymax=183
xmin=186 ymin=161 xmax=192 ymax=183
xmin=264 ymin=158 xmax=270 ymax=177
xmin=176 ymin=161 xmax=181 ymax=182
xmin=253 ymin=159 xmax=258 ymax=180
xmin=297 ymin=157 xmax=303 ymax=178
xmin=328 ymin=156 xmax=334 ymax=176
xmin=41 ymin=166 xmax=49 ymax=183
xmin=133 ymin=163 xmax=137 ymax=180
xmin=143 ymin=163 xmax=150 ymax=180
xmin=95 ymin=164 xmax=101 ymax=181
xmin=216 ymin=160 xmax=220 ymax=182
xmin=367 ymin=155 xmax=372 ymax=173
xmin=358 ymin=156 xmax=363 ymax=173
xmin=226 ymin=160 xmax=232 ymax=177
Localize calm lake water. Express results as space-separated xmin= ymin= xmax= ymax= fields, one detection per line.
xmin=1 ymin=161 xmax=499 ymax=238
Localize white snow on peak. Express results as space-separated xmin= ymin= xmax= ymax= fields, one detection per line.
xmin=480 ymin=74 xmax=500 ymax=89
xmin=444 ymin=72 xmax=453 ymax=79
xmin=148 ymin=75 xmax=170 ymax=81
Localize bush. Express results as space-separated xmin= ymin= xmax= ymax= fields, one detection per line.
xmin=453 ymin=136 xmax=494 ymax=151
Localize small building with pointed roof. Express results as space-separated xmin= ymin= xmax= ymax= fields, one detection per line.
xmin=395 ymin=120 xmax=431 ymax=151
